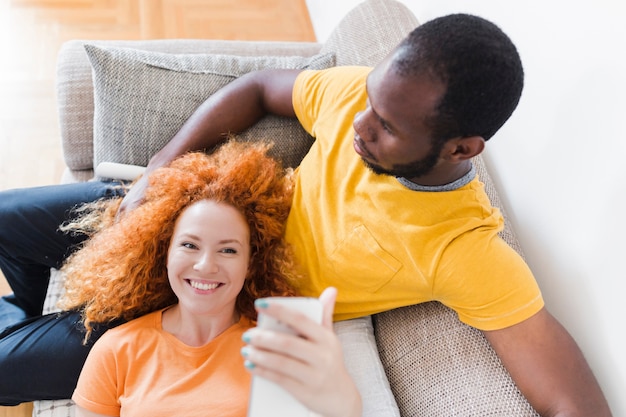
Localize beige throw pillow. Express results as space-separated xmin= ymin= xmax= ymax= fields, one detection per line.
xmin=84 ymin=44 xmax=336 ymax=175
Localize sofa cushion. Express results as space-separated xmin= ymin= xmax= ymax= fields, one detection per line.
xmin=57 ymin=39 xmax=322 ymax=174
xmin=374 ymin=301 xmax=540 ymax=416
xmin=85 ymin=44 xmax=336 ymax=175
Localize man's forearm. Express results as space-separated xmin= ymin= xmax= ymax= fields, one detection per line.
xmin=145 ymin=78 xmax=263 ymax=172
xmin=145 ymin=68 xmax=300 ymax=174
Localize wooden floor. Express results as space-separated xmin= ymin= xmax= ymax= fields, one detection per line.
xmin=0 ymin=1 xmax=314 ymax=415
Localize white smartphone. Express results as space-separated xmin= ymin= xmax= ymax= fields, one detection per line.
xmin=247 ymin=297 xmax=323 ymax=417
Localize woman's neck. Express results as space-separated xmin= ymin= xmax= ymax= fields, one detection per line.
xmin=161 ymin=305 xmax=239 ymax=347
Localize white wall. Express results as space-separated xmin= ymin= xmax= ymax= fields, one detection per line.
xmin=306 ymin=1 xmax=626 ymax=415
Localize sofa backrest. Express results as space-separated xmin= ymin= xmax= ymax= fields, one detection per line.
xmin=320 ymin=0 xmax=419 ymax=66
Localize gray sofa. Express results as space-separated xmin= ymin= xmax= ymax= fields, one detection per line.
xmin=38 ymin=0 xmax=539 ymax=415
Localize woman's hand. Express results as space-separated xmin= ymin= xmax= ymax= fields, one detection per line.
xmin=242 ymin=287 xmax=362 ymax=417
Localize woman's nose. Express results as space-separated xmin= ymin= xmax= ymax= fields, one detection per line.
xmin=193 ymin=253 xmax=219 ymax=273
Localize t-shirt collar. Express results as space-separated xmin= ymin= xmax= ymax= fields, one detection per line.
xmin=396 ymin=163 xmax=476 ymax=192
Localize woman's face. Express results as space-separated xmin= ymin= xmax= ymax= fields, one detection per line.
xmin=166 ymin=200 xmax=250 ymax=319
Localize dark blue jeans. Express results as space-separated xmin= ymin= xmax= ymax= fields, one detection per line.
xmin=0 ymin=181 xmax=125 ymax=405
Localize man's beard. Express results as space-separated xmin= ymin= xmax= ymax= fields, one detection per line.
xmin=361 ymin=140 xmax=443 ymax=180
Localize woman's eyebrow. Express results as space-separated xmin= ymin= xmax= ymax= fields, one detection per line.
xmin=218 ymin=239 xmax=244 ymax=246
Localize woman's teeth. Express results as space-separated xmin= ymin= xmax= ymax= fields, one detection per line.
xmin=189 ymin=280 xmax=219 ymax=291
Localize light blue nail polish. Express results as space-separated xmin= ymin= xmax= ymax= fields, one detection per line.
xmin=244 ymin=360 xmax=256 ymax=370
xmin=242 ymin=332 xmax=251 ymax=343
xmin=241 ymin=346 xmax=250 ymax=357
xmin=254 ymin=299 xmax=269 ymax=309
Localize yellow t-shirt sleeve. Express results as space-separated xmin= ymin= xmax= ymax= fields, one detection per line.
xmin=293 ymin=66 xmax=372 ymax=139
xmin=292 ymin=70 xmax=317 ymax=135
xmin=435 ymin=232 xmax=544 ymax=330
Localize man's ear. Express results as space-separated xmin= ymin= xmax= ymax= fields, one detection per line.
xmin=442 ymin=136 xmax=485 ymax=162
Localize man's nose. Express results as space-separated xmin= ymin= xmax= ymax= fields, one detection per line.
xmin=354 ymin=108 xmax=376 ymax=143
xmin=353 ymin=109 xmax=368 ymax=135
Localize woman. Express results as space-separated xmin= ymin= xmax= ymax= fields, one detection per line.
xmin=59 ymin=141 xmax=361 ymax=417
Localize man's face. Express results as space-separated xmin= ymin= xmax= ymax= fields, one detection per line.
xmin=352 ymin=56 xmax=446 ymax=182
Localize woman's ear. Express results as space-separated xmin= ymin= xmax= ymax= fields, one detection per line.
xmin=442 ymin=135 xmax=485 ymax=162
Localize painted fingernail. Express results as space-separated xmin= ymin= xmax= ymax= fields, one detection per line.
xmin=242 ymin=331 xmax=252 ymax=343
xmin=241 ymin=346 xmax=250 ymax=358
xmin=244 ymin=360 xmax=256 ymax=370
xmin=254 ymin=299 xmax=269 ymax=309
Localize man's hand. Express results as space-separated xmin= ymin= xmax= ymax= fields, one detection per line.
xmin=115 ymin=175 xmax=149 ymax=220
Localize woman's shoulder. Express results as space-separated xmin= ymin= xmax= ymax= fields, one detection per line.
xmin=97 ymin=309 xmax=165 ymax=344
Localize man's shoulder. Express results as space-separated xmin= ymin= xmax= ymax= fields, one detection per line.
xmin=298 ymin=65 xmax=372 ymax=89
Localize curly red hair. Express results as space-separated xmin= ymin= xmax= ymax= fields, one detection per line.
xmin=60 ymin=140 xmax=299 ymax=341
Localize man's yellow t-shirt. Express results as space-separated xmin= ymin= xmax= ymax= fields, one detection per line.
xmin=287 ymin=66 xmax=543 ymax=330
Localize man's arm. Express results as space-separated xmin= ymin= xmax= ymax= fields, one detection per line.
xmin=483 ymin=307 xmax=612 ymax=417
xmin=118 ymin=68 xmax=302 ymax=215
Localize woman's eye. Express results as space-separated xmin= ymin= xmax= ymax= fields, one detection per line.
xmin=182 ymin=242 xmax=197 ymax=249
xmin=221 ymin=248 xmax=237 ymax=254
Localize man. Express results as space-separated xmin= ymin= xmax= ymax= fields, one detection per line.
xmin=0 ymin=13 xmax=612 ymax=416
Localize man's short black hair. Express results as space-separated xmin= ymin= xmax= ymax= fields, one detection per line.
xmin=394 ymin=13 xmax=524 ymax=142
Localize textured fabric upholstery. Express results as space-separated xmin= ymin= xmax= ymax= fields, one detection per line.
xmin=374 ymin=301 xmax=540 ymax=417
xmin=38 ymin=1 xmax=538 ymax=416
xmin=320 ymin=0 xmax=419 ymax=66
xmin=56 ymin=39 xmax=322 ymax=178
xmin=86 ymin=44 xmax=334 ymax=173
